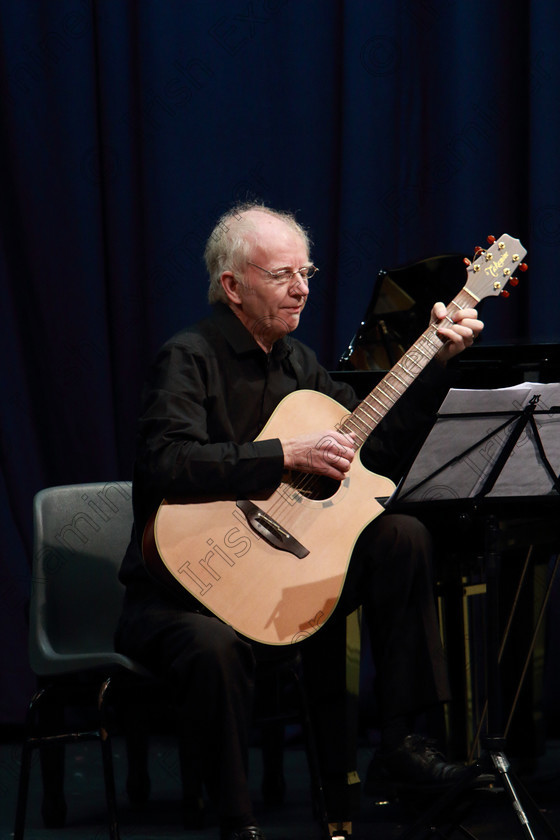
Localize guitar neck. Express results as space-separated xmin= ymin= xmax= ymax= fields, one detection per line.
xmin=339 ymin=286 xmax=480 ymax=448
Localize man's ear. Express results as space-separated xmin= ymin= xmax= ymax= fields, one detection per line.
xmin=220 ymin=271 xmax=243 ymax=305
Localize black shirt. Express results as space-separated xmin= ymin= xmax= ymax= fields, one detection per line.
xmin=120 ymin=303 xmax=449 ymax=586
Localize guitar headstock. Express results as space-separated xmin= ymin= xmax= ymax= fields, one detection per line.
xmin=464 ymin=233 xmax=527 ymax=301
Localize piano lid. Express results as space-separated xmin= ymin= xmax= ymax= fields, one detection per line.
xmin=335 ymin=252 xmax=560 ymax=391
xmin=339 ymin=253 xmax=468 ymax=372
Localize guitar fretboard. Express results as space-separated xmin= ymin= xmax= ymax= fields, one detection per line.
xmin=339 ymin=287 xmax=480 ymax=449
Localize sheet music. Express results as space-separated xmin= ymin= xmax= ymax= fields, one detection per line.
xmin=397 ymin=382 xmax=560 ymax=501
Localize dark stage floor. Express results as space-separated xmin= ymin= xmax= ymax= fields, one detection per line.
xmin=3 ymin=736 xmax=560 ymax=840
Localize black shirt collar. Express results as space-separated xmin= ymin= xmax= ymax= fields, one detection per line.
xmin=211 ymin=303 xmax=292 ymax=361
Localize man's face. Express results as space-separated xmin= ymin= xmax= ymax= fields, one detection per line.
xmin=225 ymin=211 xmax=311 ymax=351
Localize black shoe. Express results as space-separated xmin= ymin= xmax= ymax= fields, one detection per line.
xmin=225 ymin=826 xmax=266 ymax=840
xmin=365 ymin=734 xmax=480 ymax=794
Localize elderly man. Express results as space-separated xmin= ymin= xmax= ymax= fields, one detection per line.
xmin=116 ymin=203 xmax=484 ymax=840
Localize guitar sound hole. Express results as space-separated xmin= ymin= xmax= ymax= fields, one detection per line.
xmin=290 ymin=472 xmax=341 ymax=501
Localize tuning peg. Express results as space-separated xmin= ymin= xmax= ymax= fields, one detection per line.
xmin=474 ymin=246 xmax=483 ymax=255
xmin=500 ymin=289 xmax=510 ymax=298
xmin=520 ymin=262 xmax=528 ymax=272
xmin=510 ymin=277 xmax=519 ymax=287
xmin=463 ymin=257 xmax=471 ymax=266
xmin=487 ymin=235 xmax=496 ymax=244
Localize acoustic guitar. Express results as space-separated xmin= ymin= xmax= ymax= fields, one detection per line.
xmin=143 ymin=234 xmax=527 ymax=645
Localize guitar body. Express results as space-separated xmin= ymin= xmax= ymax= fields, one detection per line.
xmin=144 ymin=389 xmax=396 ymax=645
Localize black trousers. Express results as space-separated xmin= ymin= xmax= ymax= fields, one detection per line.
xmin=115 ymin=513 xmax=450 ymax=823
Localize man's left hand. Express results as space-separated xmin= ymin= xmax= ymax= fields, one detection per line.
xmin=431 ymin=302 xmax=484 ymax=364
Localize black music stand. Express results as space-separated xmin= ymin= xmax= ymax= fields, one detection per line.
xmin=389 ymin=383 xmax=560 ymax=840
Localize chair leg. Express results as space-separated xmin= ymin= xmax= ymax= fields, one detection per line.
xmin=14 ymin=739 xmax=33 ymax=840
xmin=40 ymin=741 xmax=68 ymax=827
xmin=99 ymin=678 xmax=121 ymax=840
xmin=123 ymin=706 xmax=152 ymax=805
xmin=38 ymin=693 xmax=67 ymax=828
xmin=15 ymin=685 xmax=67 ymax=840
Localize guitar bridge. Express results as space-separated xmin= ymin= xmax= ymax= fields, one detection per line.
xmin=236 ymin=499 xmax=310 ymax=559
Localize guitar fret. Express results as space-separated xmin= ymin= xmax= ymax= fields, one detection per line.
xmin=344 ymin=417 xmax=367 ymax=444
xmin=349 ymin=413 xmax=371 ymax=436
xmin=397 ymin=367 xmax=418 ymax=385
xmin=384 ymin=378 xmax=403 ymax=397
xmin=423 ymin=331 xmax=441 ymax=350
xmin=397 ymin=357 xmax=422 ymax=375
xmin=409 ymin=343 xmax=430 ymax=361
xmin=374 ymin=389 xmax=397 ymax=409
xmin=360 ymin=400 xmax=385 ymax=423
xmin=370 ymin=391 xmax=392 ymax=410
xmin=390 ymin=370 xmax=407 ymax=387
xmin=358 ymin=403 xmax=379 ymax=424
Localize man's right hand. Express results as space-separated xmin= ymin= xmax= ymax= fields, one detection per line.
xmin=280 ymin=429 xmax=356 ymax=481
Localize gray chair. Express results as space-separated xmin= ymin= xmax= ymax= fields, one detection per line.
xmin=14 ymin=482 xmax=330 ymax=839
xmin=14 ymin=482 xmax=155 ymax=840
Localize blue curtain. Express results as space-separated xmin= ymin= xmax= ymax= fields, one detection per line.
xmin=1 ymin=0 xmax=559 ymax=725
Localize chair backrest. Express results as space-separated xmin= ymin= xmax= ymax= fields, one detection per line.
xmin=30 ymin=481 xmax=148 ymax=676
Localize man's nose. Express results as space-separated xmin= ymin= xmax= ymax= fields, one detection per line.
xmin=290 ymin=272 xmax=309 ymax=295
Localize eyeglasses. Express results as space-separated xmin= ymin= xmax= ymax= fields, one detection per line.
xmin=247 ymin=261 xmax=319 ymax=285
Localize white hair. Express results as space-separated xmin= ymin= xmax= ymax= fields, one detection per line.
xmin=204 ymin=202 xmax=311 ymax=304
